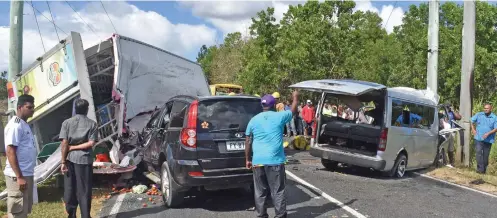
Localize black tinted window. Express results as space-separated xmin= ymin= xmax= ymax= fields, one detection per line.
xmin=170 ymin=101 xmax=188 ymax=128
xmin=197 ymin=99 xmax=262 ymax=132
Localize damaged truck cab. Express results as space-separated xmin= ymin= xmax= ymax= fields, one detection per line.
xmin=290 ymin=79 xmax=440 ymax=178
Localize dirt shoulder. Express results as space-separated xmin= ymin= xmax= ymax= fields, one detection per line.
xmin=422 ymin=166 xmax=497 ymax=196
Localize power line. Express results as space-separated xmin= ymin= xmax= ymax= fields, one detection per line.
xmin=384 ymin=1 xmax=398 ymax=31
xmin=26 ymin=1 xmax=68 ymax=36
xmin=100 ymin=1 xmax=117 ymax=34
xmin=65 ymin=1 xmax=101 ymax=40
xmin=46 ymin=1 xmax=60 ymax=41
xmin=30 ymin=1 xmax=46 ymax=53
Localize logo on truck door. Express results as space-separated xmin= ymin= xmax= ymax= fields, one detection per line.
xmin=48 ymin=62 xmax=63 ymax=86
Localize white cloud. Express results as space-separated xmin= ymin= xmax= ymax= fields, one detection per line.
xmin=354 ymin=0 xmax=405 ymax=33
xmin=180 ymin=1 xmax=304 ymax=38
xmin=183 ymin=0 xmax=404 ymax=37
xmin=0 ymin=1 xmax=217 ymax=71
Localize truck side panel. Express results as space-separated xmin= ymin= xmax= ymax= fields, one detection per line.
xmin=113 ymin=35 xmax=211 ymax=121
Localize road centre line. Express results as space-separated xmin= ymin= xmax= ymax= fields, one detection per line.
xmin=286 ymin=170 xmax=367 ymax=218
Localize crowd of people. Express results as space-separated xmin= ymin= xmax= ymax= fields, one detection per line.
xmin=271 ymin=92 xmax=315 ymax=137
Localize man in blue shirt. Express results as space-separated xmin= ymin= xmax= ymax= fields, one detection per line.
xmin=245 ymin=90 xmax=298 ymax=218
xmin=471 ymin=103 xmax=497 ymax=174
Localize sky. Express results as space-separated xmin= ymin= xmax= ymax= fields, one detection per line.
xmin=0 ymin=0 xmax=429 ymax=71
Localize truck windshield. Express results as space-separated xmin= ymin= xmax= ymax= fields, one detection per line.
xmin=197 ymin=99 xmax=262 ymax=132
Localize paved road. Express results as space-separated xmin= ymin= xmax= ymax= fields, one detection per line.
xmin=100 ymin=150 xmax=497 ymax=218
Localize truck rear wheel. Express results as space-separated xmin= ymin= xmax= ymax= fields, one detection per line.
xmin=160 ymin=161 xmax=184 ymax=208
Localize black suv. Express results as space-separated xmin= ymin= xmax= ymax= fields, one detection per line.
xmin=140 ymin=95 xmax=262 ymax=207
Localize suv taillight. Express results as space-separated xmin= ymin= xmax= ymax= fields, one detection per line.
xmin=181 ymin=100 xmax=198 ymax=148
xmin=378 ymin=128 xmax=388 ymax=151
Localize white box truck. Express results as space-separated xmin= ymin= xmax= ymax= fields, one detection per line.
xmin=1 ymin=32 xmax=210 ymax=199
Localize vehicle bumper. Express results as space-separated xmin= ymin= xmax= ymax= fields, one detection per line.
xmin=171 ymin=161 xmax=253 ymax=190
xmin=310 ymin=146 xmax=386 ymax=170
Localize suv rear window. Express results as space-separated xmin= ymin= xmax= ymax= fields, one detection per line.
xmin=197 ymin=98 xmax=262 ymax=132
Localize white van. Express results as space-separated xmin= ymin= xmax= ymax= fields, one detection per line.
xmin=290 ymin=79 xmax=442 ymax=178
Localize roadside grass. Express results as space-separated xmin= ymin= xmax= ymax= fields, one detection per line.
xmin=425 ymin=166 xmax=497 ymax=195
xmin=0 ymin=156 xmax=109 ymax=218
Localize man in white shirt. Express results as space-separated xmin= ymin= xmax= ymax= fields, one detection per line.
xmin=4 ymin=94 xmax=36 ymax=218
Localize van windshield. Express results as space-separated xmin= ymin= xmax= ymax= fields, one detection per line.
xmin=197 ymin=98 xmax=262 ymax=132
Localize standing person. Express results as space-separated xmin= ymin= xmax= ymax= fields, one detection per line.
xmin=445 ymin=104 xmax=462 ymax=168
xmin=470 ymin=103 xmax=497 ymax=175
xmin=301 ymin=100 xmax=315 ymax=136
xmin=296 ymin=102 xmax=304 ymax=135
xmin=245 ymin=90 xmax=299 ymax=218
xmin=273 ymin=92 xmax=285 ymax=112
xmin=284 ymin=100 xmax=297 ymax=137
xmin=4 ymin=94 xmax=36 ymax=218
xmin=60 ymin=99 xmax=98 ymax=218
xmin=446 ymin=104 xmax=462 ymax=128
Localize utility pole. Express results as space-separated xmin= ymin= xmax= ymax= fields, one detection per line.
xmin=427 ymin=0 xmax=439 ymax=94
xmin=460 ymin=0 xmax=476 ymax=167
xmin=8 ymin=0 xmax=24 ymax=115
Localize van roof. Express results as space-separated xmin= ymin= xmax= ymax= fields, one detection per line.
xmin=387 ymin=87 xmax=439 ymax=106
xmin=289 ymin=79 xmax=439 ymax=106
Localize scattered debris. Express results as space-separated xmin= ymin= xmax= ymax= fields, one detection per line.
xmin=132 ymin=185 xmax=148 ymax=194
xmin=146 ymin=185 xmax=161 ymax=196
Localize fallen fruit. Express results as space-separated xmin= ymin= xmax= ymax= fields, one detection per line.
xmin=149 ymin=197 xmax=153 ymax=201
xmin=143 ymin=203 xmax=147 ymax=207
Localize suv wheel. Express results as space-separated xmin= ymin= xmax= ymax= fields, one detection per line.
xmin=160 ymin=161 xmax=184 ymax=208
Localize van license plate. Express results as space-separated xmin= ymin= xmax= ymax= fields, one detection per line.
xmin=226 ymin=141 xmax=245 ymax=151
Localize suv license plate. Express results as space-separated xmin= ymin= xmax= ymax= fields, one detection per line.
xmin=226 ymin=141 xmax=245 ymax=151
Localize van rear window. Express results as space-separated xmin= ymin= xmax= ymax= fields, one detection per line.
xmin=197 ymin=99 xmax=262 ymax=132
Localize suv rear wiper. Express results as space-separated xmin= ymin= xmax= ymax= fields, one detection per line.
xmin=209 ymin=128 xmax=240 ymax=133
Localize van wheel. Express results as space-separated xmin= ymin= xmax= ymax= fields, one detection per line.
xmin=388 ymin=154 xmax=407 ymax=178
xmin=160 ymin=161 xmax=184 ymax=208
xmin=321 ymin=159 xmax=339 ymax=171
xmin=435 ymin=147 xmax=447 ymax=168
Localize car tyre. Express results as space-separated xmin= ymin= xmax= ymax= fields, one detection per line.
xmin=321 ymin=158 xmax=339 ymax=171
xmin=160 ymin=161 xmax=184 ymax=208
xmin=387 ymin=153 xmax=407 ymax=178
xmin=435 ymin=147 xmax=447 ymax=168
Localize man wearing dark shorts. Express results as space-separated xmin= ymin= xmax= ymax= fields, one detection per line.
xmin=60 ymin=99 xmax=98 ymax=218
xmin=245 ymin=90 xmax=298 ymax=218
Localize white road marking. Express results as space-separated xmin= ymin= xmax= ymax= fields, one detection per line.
xmin=295 ymin=184 xmax=321 ymax=199
xmin=413 ymin=172 xmax=497 ymax=199
xmin=286 ymin=170 xmax=367 ymax=218
xmin=107 ymin=193 xmax=127 ymax=217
